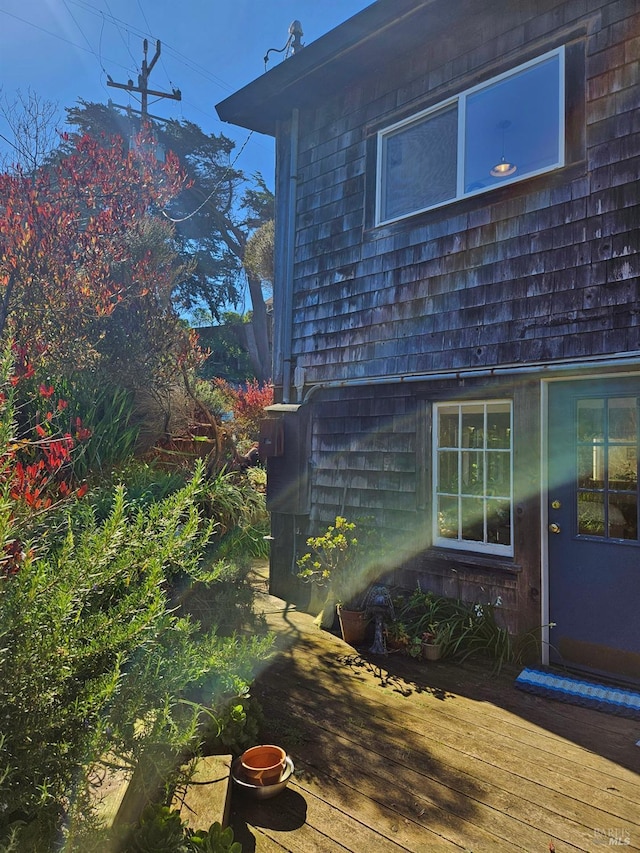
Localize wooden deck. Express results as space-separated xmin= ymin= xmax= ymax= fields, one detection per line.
xmin=230 ymin=579 xmax=640 ymax=852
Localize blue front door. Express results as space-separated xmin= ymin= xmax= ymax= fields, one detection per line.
xmin=548 ymin=378 xmax=640 ymax=684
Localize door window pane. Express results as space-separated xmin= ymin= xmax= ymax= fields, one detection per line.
xmin=610 ymin=494 xmax=638 ymax=540
xmin=577 ymin=399 xmax=604 ymax=441
xmin=609 ymin=446 xmax=637 ymax=491
xmin=577 ymin=445 xmax=605 ymax=489
xmin=609 ymin=398 xmax=637 ymax=442
xmin=578 ymin=494 xmax=605 ymax=537
xmin=575 ymin=394 xmax=639 ymax=541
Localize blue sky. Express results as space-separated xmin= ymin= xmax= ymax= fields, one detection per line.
xmin=0 ymin=0 xmax=372 ymax=185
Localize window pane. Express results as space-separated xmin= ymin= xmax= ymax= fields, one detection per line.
xmin=461 ymin=497 xmax=484 ymax=541
xmin=487 ymin=452 xmax=510 ymax=496
xmin=381 ymin=103 xmax=457 ymax=221
xmin=609 ymin=445 xmax=637 ymax=491
xmin=609 ymin=398 xmax=637 ymax=442
xmin=438 ymin=408 xmax=459 ymax=447
xmin=486 ymin=499 xmax=511 ymax=546
xmin=486 ymin=404 xmax=511 ymax=448
xmin=610 ymin=494 xmax=638 ymax=540
xmin=464 ymin=53 xmax=561 ymax=192
xmin=438 ymin=451 xmax=458 ymax=493
xmin=578 ymin=494 xmax=605 ymax=537
xmin=462 ymin=407 xmax=484 ymax=448
xmin=577 ymin=399 xmax=604 ymax=441
xmin=461 ymin=451 xmax=483 ymax=494
xmin=577 ymin=445 xmax=605 ymax=489
xmin=437 ymin=495 xmax=458 ymax=539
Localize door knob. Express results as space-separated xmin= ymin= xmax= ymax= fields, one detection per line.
xmin=549 ymin=523 xmax=561 ymax=534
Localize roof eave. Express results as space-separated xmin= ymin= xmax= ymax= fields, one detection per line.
xmin=215 ymin=0 xmax=434 ymax=136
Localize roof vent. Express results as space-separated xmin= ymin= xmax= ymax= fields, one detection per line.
xmin=263 ymin=20 xmax=304 ymax=70
xmin=288 ymin=20 xmax=304 ymax=54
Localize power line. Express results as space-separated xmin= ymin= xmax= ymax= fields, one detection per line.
xmin=0 ymin=7 xmax=132 ymax=75
xmin=67 ymin=0 xmax=236 ymax=95
xmin=61 ymin=0 xmax=111 ymax=95
xmin=162 ymin=131 xmax=254 ymax=224
xmin=102 ymin=0 xmax=140 ymax=69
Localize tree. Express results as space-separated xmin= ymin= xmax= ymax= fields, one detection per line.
xmin=63 ymin=101 xmax=274 ymax=380
xmin=0 ymin=127 xmax=188 ymax=379
xmin=0 ymin=88 xmax=61 ymax=175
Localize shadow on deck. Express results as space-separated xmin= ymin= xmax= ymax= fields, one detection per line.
xmin=230 ymin=577 xmax=640 ymax=852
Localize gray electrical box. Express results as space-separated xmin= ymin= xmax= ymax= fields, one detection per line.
xmin=264 ymin=404 xmax=310 ymax=515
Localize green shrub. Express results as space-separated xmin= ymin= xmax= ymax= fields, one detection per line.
xmin=200 ymin=471 xmax=269 ymax=561
xmin=0 ymin=462 xmax=272 ymax=851
xmin=87 ymin=460 xmax=188 ymax=522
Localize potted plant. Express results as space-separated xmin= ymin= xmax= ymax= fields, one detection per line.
xmin=384 ymin=620 xmax=411 ymax=653
xmin=297 ymin=516 xmax=370 ymax=645
xmin=420 ymin=625 xmax=445 ymax=660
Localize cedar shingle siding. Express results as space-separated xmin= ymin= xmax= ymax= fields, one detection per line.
xmin=218 ymin=0 xmax=640 ymax=654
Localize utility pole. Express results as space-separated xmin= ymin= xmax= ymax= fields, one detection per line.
xmin=107 ymin=39 xmax=181 ymax=118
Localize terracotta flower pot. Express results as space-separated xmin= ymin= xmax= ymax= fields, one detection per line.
xmin=337 ymin=605 xmax=368 ymax=646
xmin=240 ymin=744 xmax=287 ymax=786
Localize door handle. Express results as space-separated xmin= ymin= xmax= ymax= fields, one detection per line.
xmin=549 ymin=523 xmax=561 ymax=534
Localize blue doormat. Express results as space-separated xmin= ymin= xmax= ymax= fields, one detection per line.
xmin=515 ymin=667 xmax=640 ymax=719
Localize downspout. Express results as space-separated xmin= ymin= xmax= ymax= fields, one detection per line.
xmin=282 ymin=108 xmax=299 ymax=404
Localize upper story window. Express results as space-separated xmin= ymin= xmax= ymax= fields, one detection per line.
xmin=376 ymin=48 xmax=565 ymax=225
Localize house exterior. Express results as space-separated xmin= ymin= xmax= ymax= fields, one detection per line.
xmin=217 ymin=0 xmax=640 ymax=683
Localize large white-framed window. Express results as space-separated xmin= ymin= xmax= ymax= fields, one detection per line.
xmin=376 ymin=47 xmax=565 ymax=225
xmin=433 ymin=401 xmax=513 ymax=556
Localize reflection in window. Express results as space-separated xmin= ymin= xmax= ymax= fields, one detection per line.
xmin=381 ymin=104 xmax=457 ymax=221
xmin=377 ymin=48 xmax=564 ymax=224
xmin=434 ymin=401 xmax=513 ymax=555
xmin=576 ymin=396 xmax=639 ymax=540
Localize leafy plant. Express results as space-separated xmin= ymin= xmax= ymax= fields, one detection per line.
xmin=200 ymin=469 xmax=269 ymax=561
xmin=297 ymin=516 xmax=365 ymax=608
xmin=0 ymin=128 xmax=186 ymax=372
xmin=211 ymin=379 xmax=273 ymax=445
xmin=129 ymin=805 xmax=190 ymax=853
xmin=388 ymin=588 xmax=515 ymax=670
xmin=61 ymin=382 xmax=140 ymax=479
xmin=189 ymin=821 xmax=242 ymax=852
xmin=0 ymin=456 xmax=271 ymax=850
xmin=125 ymin=805 xmax=242 ymax=853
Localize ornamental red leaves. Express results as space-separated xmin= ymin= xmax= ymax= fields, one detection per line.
xmin=0 ymin=127 xmax=187 ymax=367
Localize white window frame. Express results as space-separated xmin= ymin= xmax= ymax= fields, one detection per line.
xmin=376 ymin=47 xmax=565 ymax=226
xmin=433 ymin=400 xmax=514 ymax=556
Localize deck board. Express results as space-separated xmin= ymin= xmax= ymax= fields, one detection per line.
xmin=229 ymin=582 xmax=640 ymax=852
